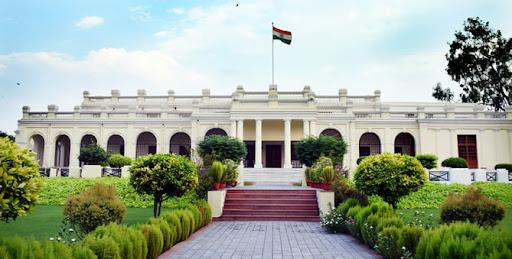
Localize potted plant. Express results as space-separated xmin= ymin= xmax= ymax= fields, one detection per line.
xmin=209 ymin=161 xmax=224 ymax=190
xmin=305 ymin=167 xmax=312 ymax=187
xmin=321 ymin=166 xmax=335 ymax=191
xmin=223 ymin=159 xmax=239 ymax=187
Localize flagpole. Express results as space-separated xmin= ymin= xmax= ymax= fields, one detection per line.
xmin=272 ymin=22 xmax=274 ymax=85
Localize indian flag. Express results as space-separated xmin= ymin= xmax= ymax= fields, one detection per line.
xmin=273 ymin=26 xmax=292 ymax=45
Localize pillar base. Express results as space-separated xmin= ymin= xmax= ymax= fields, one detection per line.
xmin=283 ymin=164 xmax=292 ymax=169
xmin=254 ymin=163 xmax=263 ymax=168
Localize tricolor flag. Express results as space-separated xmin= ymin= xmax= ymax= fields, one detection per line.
xmin=272 ymin=26 xmax=292 ymax=45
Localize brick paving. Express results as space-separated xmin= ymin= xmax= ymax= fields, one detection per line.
xmin=160 ymin=221 xmax=378 ymax=259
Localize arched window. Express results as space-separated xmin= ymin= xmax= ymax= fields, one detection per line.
xmin=136 ymin=132 xmax=157 ymax=157
xmin=107 ymin=135 xmax=125 ymax=155
xmin=394 ymin=133 xmax=415 ymax=156
xmin=29 ymin=134 xmax=45 ymax=167
xmin=320 ymin=128 xmax=342 ymax=138
xmin=80 ymin=134 xmax=97 ymax=147
xmin=54 ymin=135 xmax=70 ymax=167
xmin=170 ymin=132 xmax=191 ymax=157
xmin=359 ymin=133 xmax=381 ymax=157
xmin=205 ymin=128 xmax=227 ymax=137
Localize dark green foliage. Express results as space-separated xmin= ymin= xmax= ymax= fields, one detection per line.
xmin=440 ymin=187 xmax=506 ymax=227
xmin=332 ymin=179 xmax=368 ymax=207
xmin=83 ymin=235 xmax=122 ymax=259
xmin=495 ymin=163 xmax=512 ymax=172
xmin=376 ymin=226 xmax=402 ymax=259
xmin=91 ymin=223 xmax=147 ymax=259
xmin=130 ymin=153 xmax=199 ymax=217
xmin=197 ymin=135 xmax=247 ymax=165
xmin=79 ymin=144 xmax=109 ymax=165
xmin=107 ymin=154 xmax=132 ymax=168
xmin=295 ymin=136 xmax=347 ymax=167
xmin=195 ymin=168 xmax=213 ymax=199
xmin=64 ymin=183 xmax=126 ymax=234
xmin=441 ymin=17 xmax=512 ymax=111
xmin=354 ymin=153 xmax=427 ymax=207
xmin=139 ymin=224 xmax=164 ymax=259
xmin=356 ymin=156 xmax=366 ymax=165
xmin=0 ymin=131 xmax=15 ymax=142
xmin=148 ymin=218 xmax=172 ymax=251
xmin=415 ymin=154 xmax=438 ymax=169
xmin=339 ymin=198 xmax=360 ymax=216
xmin=432 ymin=82 xmax=454 ymax=102
xmin=399 ymin=225 xmax=423 ymax=257
xmin=0 ymin=137 xmax=42 ymax=222
xmin=441 ymin=157 xmax=468 ymax=168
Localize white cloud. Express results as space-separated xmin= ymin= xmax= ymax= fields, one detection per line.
xmin=75 ymin=16 xmax=104 ymax=29
xmin=167 ymin=8 xmax=185 ymax=15
xmin=129 ymin=6 xmax=151 ymax=22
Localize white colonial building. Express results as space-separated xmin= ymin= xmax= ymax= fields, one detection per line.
xmin=15 ymin=85 xmax=512 ymax=176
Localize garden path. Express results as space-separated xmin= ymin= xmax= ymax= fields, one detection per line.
xmin=160 ymin=221 xmax=378 ymax=259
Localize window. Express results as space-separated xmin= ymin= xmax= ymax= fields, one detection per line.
xmin=457 ymin=135 xmax=478 ymax=168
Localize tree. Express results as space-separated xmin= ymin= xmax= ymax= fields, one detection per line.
xmin=432 ymin=82 xmax=454 ymax=102
xmin=129 ymin=153 xmax=198 ymax=217
xmin=435 ymin=17 xmax=512 ymax=111
xmin=295 ymin=135 xmax=347 ymax=167
xmin=107 ymin=154 xmax=132 ymax=168
xmin=197 ymin=135 xmax=247 ymax=166
xmin=0 ymin=137 xmax=42 ymax=222
xmin=78 ymin=144 xmax=109 ymax=165
xmin=0 ymin=131 xmax=14 ymax=142
xmin=354 ymin=153 xmax=426 ymax=207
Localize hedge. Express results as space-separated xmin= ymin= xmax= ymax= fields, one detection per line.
xmin=37 ymin=178 xmax=200 ymax=208
xmin=397 ymin=182 xmax=512 ymax=209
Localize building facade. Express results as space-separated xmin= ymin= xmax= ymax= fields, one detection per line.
xmin=15 ymin=85 xmax=512 ymax=174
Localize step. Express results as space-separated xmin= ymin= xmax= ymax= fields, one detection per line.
xmin=223 ymin=204 xmax=319 ymax=210
xmin=225 ymin=198 xmax=318 ymax=205
xmin=226 ymin=193 xmax=316 ymax=199
xmin=215 ymin=215 xmax=320 ymax=222
xmin=223 ymin=209 xmax=319 ymax=216
xmin=227 ymin=190 xmax=315 ymax=194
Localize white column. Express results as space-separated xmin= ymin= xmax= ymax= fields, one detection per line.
xmin=237 ymin=120 xmax=244 ymax=141
xmin=310 ymin=120 xmax=317 ymax=136
xmin=230 ymin=120 xmax=237 ymax=137
xmin=255 ymin=119 xmax=263 ymax=168
xmin=69 ymin=140 xmax=80 ymax=168
xmin=303 ymin=120 xmax=310 ymax=136
xmin=284 ymin=119 xmax=292 ymax=168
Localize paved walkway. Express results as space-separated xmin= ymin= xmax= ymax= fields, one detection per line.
xmin=160 ymin=221 xmax=378 ymax=259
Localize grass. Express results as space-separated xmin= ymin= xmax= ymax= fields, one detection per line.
xmin=0 ymin=205 xmax=172 ymax=240
xmin=397 ymin=208 xmax=512 ymax=233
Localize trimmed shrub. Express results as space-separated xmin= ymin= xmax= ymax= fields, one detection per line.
xmin=139 ymin=224 xmax=164 ymax=259
xmin=376 ymin=216 xmax=404 ymax=233
xmin=83 ymin=235 xmax=122 ymax=259
xmin=209 ymin=161 xmax=224 ymax=183
xmin=354 ymin=153 xmax=427 ymax=206
xmin=415 ymin=154 xmax=438 ymax=169
xmin=399 ymin=224 xmax=423 ymax=257
xmin=148 ymin=218 xmax=172 ymax=251
xmin=345 ymin=206 xmax=362 ymax=239
xmin=161 ymin=212 xmax=182 ymax=243
xmin=79 ymin=144 xmax=109 ymax=165
xmin=295 ymin=135 xmax=347 ymax=167
xmin=72 ymin=245 xmax=98 ymax=259
xmin=91 ymin=223 xmax=146 ymax=259
xmin=361 ymin=214 xmax=381 ymax=248
xmin=64 ymin=183 xmax=126 ymax=234
xmin=339 ymin=198 xmax=360 ymax=216
xmin=107 ymin=154 xmax=132 ymax=168
xmin=332 ymin=180 xmax=368 ymax=207
xmin=197 ymin=135 xmax=247 ymax=166
xmin=130 ymin=153 xmax=199 ymax=217
xmin=175 ymin=210 xmax=193 ymax=241
xmin=223 ymin=159 xmax=239 ymax=184
xmin=41 ymin=241 xmax=73 ymax=259
xmin=195 ymin=200 xmax=212 ymax=227
xmin=441 ymin=157 xmax=468 ymax=168
xmin=184 ymin=205 xmax=202 ymax=232
xmin=0 ymin=137 xmax=42 ymax=222
xmin=495 ymin=163 xmax=512 ymax=172
xmin=440 ymin=187 xmax=506 ymax=227
xmin=0 ymin=236 xmax=45 ymax=259
xmin=376 ymin=226 xmax=401 ymax=259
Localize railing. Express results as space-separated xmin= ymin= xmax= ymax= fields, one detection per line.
xmin=429 ymin=170 xmax=449 ymax=181
xmin=486 ymin=171 xmax=497 ymax=181
xmin=509 ymin=171 xmax=512 ymax=182
xmin=102 ymin=167 xmax=122 ymax=177
xmin=243 ymin=160 xmax=254 ymax=168
xmin=292 ymin=160 xmax=302 ymax=168
xmin=56 ymin=167 xmax=69 ymax=177
xmin=39 ymin=168 xmax=50 ymax=177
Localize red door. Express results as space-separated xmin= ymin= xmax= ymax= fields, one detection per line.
xmin=457 ymin=135 xmax=478 ymax=168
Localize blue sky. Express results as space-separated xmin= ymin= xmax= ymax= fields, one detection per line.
xmin=0 ymin=0 xmax=511 ymax=134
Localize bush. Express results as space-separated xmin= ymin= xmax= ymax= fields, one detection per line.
xmin=415 ymin=154 xmax=438 ymax=169
xmin=184 ymin=205 xmax=202 ymax=232
xmin=71 ymin=245 xmax=98 ymax=259
xmin=79 ymin=144 xmax=109 ymax=165
xmin=139 ymin=224 xmax=164 ymax=259
xmin=130 ymin=153 xmax=199 ymax=217
xmin=495 ymin=163 xmax=512 ymax=172
xmin=441 ymin=157 xmax=468 ymax=168
xmin=148 ymin=218 xmax=172 ymax=251
xmin=356 ymin=156 xmax=366 ymax=165
xmin=161 ymin=212 xmax=182 ymax=244
xmin=107 ymin=154 xmax=132 ymax=168
xmin=64 ymin=183 xmax=126 ymax=234
xmin=295 ymin=136 xmax=347 ymax=167
xmin=0 ymin=137 xmax=42 ymax=222
xmin=208 ymin=161 xmax=224 ymax=183
xmin=197 ymin=135 xmax=247 ymax=166
xmin=194 ymin=200 xmax=212 ymax=227
xmin=223 ymin=159 xmax=239 ymax=184
xmin=345 ymin=206 xmax=362 ymax=239
xmin=83 ymin=235 xmax=122 ymax=259
xmin=89 ymin=223 xmax=146 ymax=259
xmin=354 ymin=153 xmax=427 ymax=207
xmin=396 ymin=182 xmax=467 ymax=209
xmin=376 ymin=226 xmax=401 ymax=259
xmin=321 ymin=166 xmax=335 ymax=184
xmin=320 ymin=207 xmax=346 ymax=234
xmin=332 ymin=179 xmax=368 ymax=207
xmin=440 ymin=187 xmax=506 ymax=227
xmin=308 ymin=156 xmax=333 ymax=183
xmin=399 ymin=225 xmax=423 ymax=257
xmin=175 ymin=210 xmax=193 ymax=241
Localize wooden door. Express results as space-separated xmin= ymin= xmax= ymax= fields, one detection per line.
xmin=457 ymin=135 xmax=478 ymax=168
xmin=265 ymin=145 xmax=282 ymax=168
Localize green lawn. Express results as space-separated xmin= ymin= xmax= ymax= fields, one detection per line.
xmin=397 ymin=208 xmax=512 ymax=233
xmin=0 ymin=205 xmax=172 ymax=240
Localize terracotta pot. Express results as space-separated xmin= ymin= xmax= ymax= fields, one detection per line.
xmin=322 ymin=183 xmax=332 ymax=191
xmin=306 ymin=181 xmax=312 ymax=187
xmin=220 ymin=182 xmax=226 ymax=189
xmin=212 ymin=182 xmax=221 ymax=190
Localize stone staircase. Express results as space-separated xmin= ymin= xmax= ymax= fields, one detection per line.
xmin=218 ymin=189 xmax=320 ymax=221
xmin=243 ymin=168 xmax=304 ymax=183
